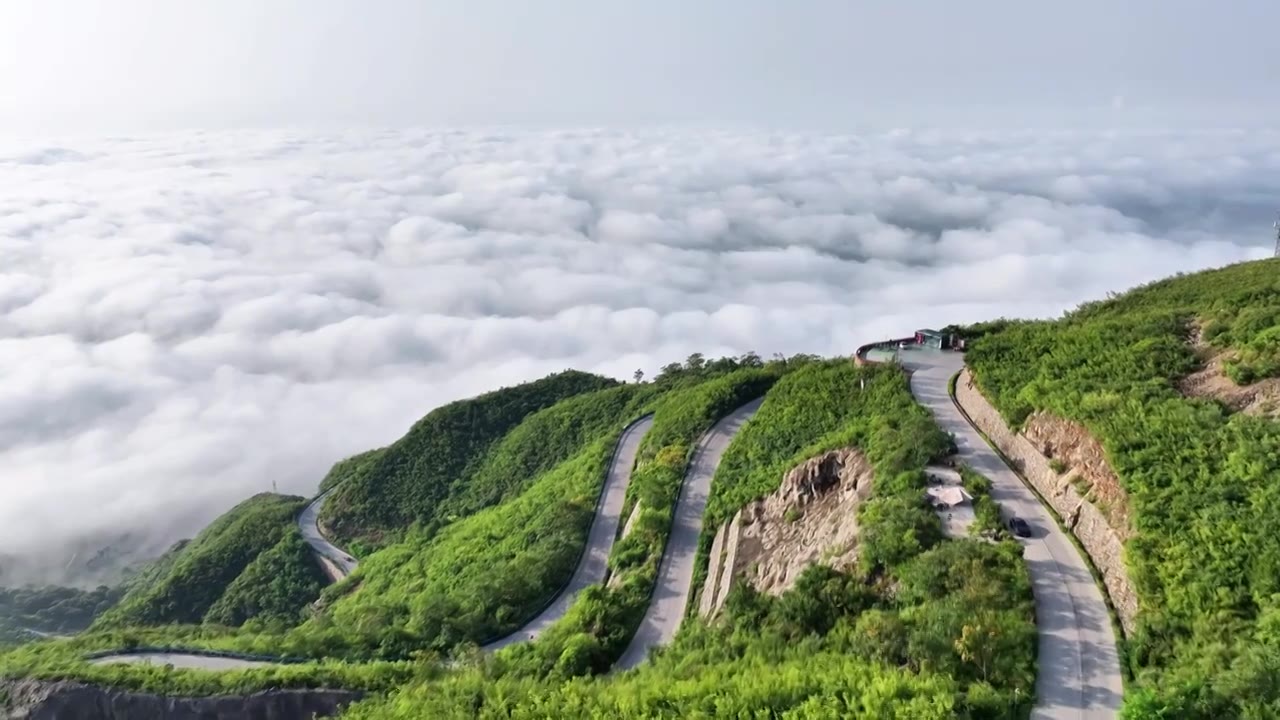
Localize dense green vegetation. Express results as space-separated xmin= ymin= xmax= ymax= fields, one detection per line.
xmin=0 ymin=356 xmax=780 ymax=697
xmin=322 ymin=370 xmax=618 ymax=548
xmin=491 ymin=364 xmax=782 ymax=678
xmin=94 ymin=494 xmax=309 ymax=629
xmin=0 ymin=585 xmax=121 ymax=636
xmin=287 ymin=384 xmax=657 ymax=658
xmin=960 ymin=258 xmax=1280 ymax=717
xmin=318 ymin=448 xmax=387 ymax=494
xmin=957 ymin=467 xmax=1007 ymax=539
xmin=203 ymin=529 xmax=326 ymax=628
xmin=341 ymin=359 xmax=1035 ymax=718
xmin=702 ymin=360 xmax=871 ymax=531
xmin=1 ymin=348 xmax=1041 ymax=716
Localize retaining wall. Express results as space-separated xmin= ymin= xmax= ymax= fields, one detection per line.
xmin=0 ymin=678 xmax=359 ymax=720
xmin=955 ymin=368 xmax=1139 ymax=634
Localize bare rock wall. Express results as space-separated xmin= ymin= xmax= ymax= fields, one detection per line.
xmin=956 ymin=368 xmax=1139 ymax=634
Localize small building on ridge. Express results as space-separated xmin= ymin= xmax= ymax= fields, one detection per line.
xmin=914 ymin=329 xmax=953 ymax=350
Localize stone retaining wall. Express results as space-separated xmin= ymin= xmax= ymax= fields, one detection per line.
xmin=955 ymin=368 xmax=1139 ymax=635
xmin=0 ymin=678 xmax=360 ymax=720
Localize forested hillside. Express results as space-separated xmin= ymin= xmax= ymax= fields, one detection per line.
xmin=2 ymin=351 xmax=1036 ymax=717
xmin=961 ymin=257 xmax=1280 ymax=717
xmin=0 ymin=355 xmax=785 ymax=695
xmin=288 ymin=382 xmax=661 ymax=658
xmin=341 ymin=360 xmax=1037 ymax=718
xmin=0 ymin=584 xmax=122 ymax=649
xmin=94 ymin=493 xmax=313 ymax=629
xmin=321 ymin=370 xmax=617 ymax=548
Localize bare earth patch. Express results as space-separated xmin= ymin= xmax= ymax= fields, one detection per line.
xmin=699 ymin=448 xmax=873 ymax=618
xmin=1178 ymin=327 xmax=1280 ymax=418
xmin=1022 ymin=412 xmax=1132 ymax=538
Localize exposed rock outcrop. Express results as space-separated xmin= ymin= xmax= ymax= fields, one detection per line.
xmin=0 ymin=678 xmax=360 ymax=720
xmin=607 ymin=502 xmax=645 ymax=590
xmin=1022 ymin=412 xmax=1132 ymax=535
xmin=955 ymin=368 xmax=1139 ymax=635
xmin=1178 ymin=323 xmax=1280 ymax=417
xmin=699 ymin=448 xmax=873 ymax=618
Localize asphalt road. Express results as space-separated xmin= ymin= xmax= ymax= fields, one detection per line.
xmin=483 ymin=415 xmax=655 ymax=651
xmin=902 ymin=348 xmax=1122 ymax=719
xmin=615 ymin=398 xmax=764 ymax=670
xmin=87 ymin=415 xmax=656 ymax=669
xmin=88 ymin=653 xmax=277 ymax=670
xmin=298 ymin=488 xmax=358 ymax=580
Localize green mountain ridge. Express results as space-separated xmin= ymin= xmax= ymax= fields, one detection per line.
xmin=5 ymin=258 xmax=1280 ymax=719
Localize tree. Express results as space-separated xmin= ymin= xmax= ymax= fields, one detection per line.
xmin=633 ymin=369 xmax=644 ymax=383
xmin=955 ymin=618 xmax=1000 ymax=682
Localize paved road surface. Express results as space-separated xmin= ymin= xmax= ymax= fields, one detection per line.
xmin=483 ymin=415 xmax=655 ymax=651
xmin=902 ymin=348 xmax=1122 ymax=719
xmin=615 ymin=398 xmax=764 ymax=670
xmin=88 ymin=653 xmax=277 ymax=670
xmin=299 ymin=488 xmax=358 ymax=579
xmin=88 ymin=416 xmax=656 ymax=669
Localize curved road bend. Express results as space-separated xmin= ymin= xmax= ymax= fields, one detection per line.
xmin=89 ymin=653 xmax=277 ymax=670
xmin=615 ymin=398 xmax=764 ymax=670
xmin=299 ymin=488 xmax=358 ymax=580
xmin=483 ymin=415 xmax=655 ymax=651
xmin=902 ymin=349 xmax=1122 ymax=719
xmin=87 ymin=415 xmax=656 ymax=669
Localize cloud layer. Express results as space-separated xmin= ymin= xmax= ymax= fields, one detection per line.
xmin=0 ymin=127 xmax=1275 ymax=584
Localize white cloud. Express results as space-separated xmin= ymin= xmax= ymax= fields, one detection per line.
xmin=0 ymin=127 xmax=1276 ymax=585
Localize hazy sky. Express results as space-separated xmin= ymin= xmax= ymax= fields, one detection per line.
xmin=1 ymin=2 xmax=1278 ymax=583
xmin=1 ymin=1 xmax=1276 ymax=133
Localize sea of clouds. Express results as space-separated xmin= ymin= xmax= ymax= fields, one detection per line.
xmin=0 ymin=127 xmax=1276 ymax=585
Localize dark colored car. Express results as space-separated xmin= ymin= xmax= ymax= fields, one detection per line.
xmin=1008 ymin=517 xmax=1033 ymax=538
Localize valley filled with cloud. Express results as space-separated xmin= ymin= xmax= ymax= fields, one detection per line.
xmin=0 ymin=127 xmax=1275 ymax=584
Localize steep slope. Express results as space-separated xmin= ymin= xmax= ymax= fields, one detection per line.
xmin=321 ymin=370 xmax=617 ymax=548
xmin=615 ymin=396 xmax=762 ymax=668
xmin=0 ymin=586 xmax=121 ymax=638
xmin=959 ymin=257 xmax=1280 ymax=717
xmin=906 ymin=351 xmax=1123 ymax=717
xmin=203 ymin=529 xmax=327 ymax=627
xmin=94 ymin=494 xmax=309 ymax=629
xmin=482 ymin=414 xmax=654 ymax=651
xmin=1 ymin=351 xmax=1039 ymax=718
xmin=476 ymin=365 xmax=784 ymax=677
xmin=342 ymin=358 xmax=1037 ymax=719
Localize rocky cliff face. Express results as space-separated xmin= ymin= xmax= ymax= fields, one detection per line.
xmin=699 ymin=448 xmax=873 ymax=618
xmin=0 ymin=678 xmax=361 ymax=720
xmin=956 ymin=368 xmax=1139 ymax=635
xmin=1022 ymin=411 xmax=1131 ymax=535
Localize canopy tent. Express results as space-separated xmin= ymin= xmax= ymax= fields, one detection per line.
xmin=926 ymin=485 xmax=973 ymax=508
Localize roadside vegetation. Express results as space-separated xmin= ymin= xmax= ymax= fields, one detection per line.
xmin=490 ymin=362 xmax=783 ymax=678
xmin=341 ymin=358 xmax=1036 ymax=718
xmin=0 ymin=585 xmax=121 ymax=637
xmin=2 ymin=350 xmax=1037 ymax=715
xmin=0 ymin=356 xmax=782 ymax=693
xmin=960 ymin=257 xmax=1280 ymax=717
xmin=94 ymin=494 xmax=313 ymax=629
xmin=320 ymin=370 xmax=618 ymax=549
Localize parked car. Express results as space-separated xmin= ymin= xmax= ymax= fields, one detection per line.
xmin=1007 ymin=516 xmax=1032 ymax=538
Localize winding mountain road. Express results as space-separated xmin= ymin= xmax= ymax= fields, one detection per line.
xmin=615 ymin=398 xmax=764 ymax=670
xmin=88 ymin=652 xmax=278 ymax=670
xmin=483 ymin=415 xmax=654 ymax=651
xmin=88 ymin=415 xmax=654 ymax=670
xmin=299 ymin=489 xmax=357 ymax=581
xmin=902 ymin=348 xmax=1122 ymax=719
